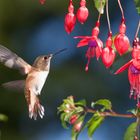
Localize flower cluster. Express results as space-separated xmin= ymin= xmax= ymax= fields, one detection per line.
xmin=74 ymin=0 xmax=130 ymax=71
xmin=58 ymin=96 xmax=85 ymax=132
xmin=64 ymin=0 xmax=89 ymax=34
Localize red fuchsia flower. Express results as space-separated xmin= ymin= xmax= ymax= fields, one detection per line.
xmin=64 ymin=0 xmax=76 ymax=34
xmin=115 ymin=37 xmax=140 ymax=106
xmin=74 ymin=21 xmax=103 ymax=71
xmin=76 ymin=0 xmax=89 ymax=24
xmin=114 ymin=20 xmax=130 ymax=55
xmin=39 ymin=0 xmax=46 ymax=5
xmin=102 ymin=33 xmax=116 ymax=68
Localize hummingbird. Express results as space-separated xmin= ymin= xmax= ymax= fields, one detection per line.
xmin=0 ymin=44 xmax=66 ymax=120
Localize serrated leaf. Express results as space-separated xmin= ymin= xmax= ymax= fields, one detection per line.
xmin=87 ymin=114 xmax=104 ymax=138
xmin=95 ymin=99 xmax=112 ymax=110
xmin=93 ymin=0 xmax=106 ymax=14
xmin=0 ymin=114 xmax=8 ymax=122
xmin=134 ymin=0 xmax=140 ymax=15
xmin=124 ymin=122 xmax=137 ymax=140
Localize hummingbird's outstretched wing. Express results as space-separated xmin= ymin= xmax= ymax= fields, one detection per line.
xmin=0 ymin=45 xmax=32 ymax=74
xmin=2 ymin=80 xmax=25 ymax=91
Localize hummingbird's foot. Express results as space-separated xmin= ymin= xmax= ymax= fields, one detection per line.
xmin=29 ymin=103 xmax=45 ymax=120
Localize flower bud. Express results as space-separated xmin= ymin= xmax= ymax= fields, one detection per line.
xmin=77 ymin=0 xmax=89 ymax=24
xmin=64 ymin=1 xmax=76 ymax=34
xmin=74 ymin=121 xmax=83 ymax=132
xmin=114 ymin=23 xmax=130 ymax=55
xmin=69 ymin=115 xmax=78 ymax=124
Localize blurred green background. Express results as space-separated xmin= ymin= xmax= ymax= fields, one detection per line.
xmin=0 ymin=0 xmax=139 ymax=140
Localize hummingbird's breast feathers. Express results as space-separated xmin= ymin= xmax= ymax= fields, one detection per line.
xmin=25 ymin=69 xmax=49 ymax=95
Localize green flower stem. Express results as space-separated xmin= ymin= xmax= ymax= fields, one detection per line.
xmin=86 ymin=108 xmax=136 ymax=118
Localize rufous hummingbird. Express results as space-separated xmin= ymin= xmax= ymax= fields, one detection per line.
xmin=0 ymin=45 xmax=66 ymax=120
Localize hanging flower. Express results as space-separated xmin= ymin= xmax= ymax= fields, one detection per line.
xmin=102 ymin=34 xmax=116 ymax=68
xmin=74 ymin=21 xmax=103 ymax=71
xmin=64 ymin=0 xmax=76 ymax=34
xmin=73 ymin=121 xmax=83 ymax=132
xmin=115 ymin=37 xmax=140 ymax=106
xmin=39 ymin=0 xmax=46 ymax=5
xmin=114 ymin=20 xmax=130 ymax=55
xmin=76 ymin=0 xmax=89 ymax=24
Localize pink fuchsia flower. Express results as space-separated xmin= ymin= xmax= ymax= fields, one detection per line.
xmin=39 ymin=0 xmax=46 ymax=5
xmin=73 ymin=121 xmax=83 ymax=132
xmin=74 ymin=21 xmax=103 ymax=71
xmin=76 ymin=0 xmax=89 ymax=24
xmin=115 ymin=37 xmax=140 ymax=105
xmin=102 ymin=33 xmax=116 ymax=68
xmin=114 ymin=20 xmax=130 ymax=55
xmin=64 ymin=0 xmax=76 ymax=34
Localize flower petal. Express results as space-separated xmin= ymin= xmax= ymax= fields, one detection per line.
xmin=76 ymin=38 xmax=90 ymax=47
xmin=114 ymin=60 xmax=133 ymax=74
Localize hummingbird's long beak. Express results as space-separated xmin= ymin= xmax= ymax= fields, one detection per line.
xmin=53 ymin=48 xmax=67 ymax=57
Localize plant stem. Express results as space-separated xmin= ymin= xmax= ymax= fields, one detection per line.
xmin=97 ymin=13 xmax=101 ymax=22
xmin=106 ymin=0 xmax=111 ymax=34
xmin=118 ymin=0 xmax=125 ymax=20
xmin=135 ymin=19 xmax=140 ymax=38
xmin=86 ymin=108 xmax=136 ymax=118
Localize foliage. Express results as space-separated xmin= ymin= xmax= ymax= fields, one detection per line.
xmin=124 ymin=122 xmax=138 ymax=140
xmin=93 ymin=0 xmax=106 ymax=14
xmin=134 ymin=0 xmax=140 ymax=14
xmin=58 ymin=96 xmax=119 ymax=140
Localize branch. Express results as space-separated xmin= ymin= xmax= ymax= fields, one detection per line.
xmin=87 ymin=108 xmax=136 ymax=118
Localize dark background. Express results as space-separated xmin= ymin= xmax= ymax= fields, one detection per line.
xmin=0 ymin=0 xmax=139 ymax=140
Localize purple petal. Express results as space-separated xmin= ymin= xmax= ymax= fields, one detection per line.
xmin=88 ymin=40 xmax=97 ymax=48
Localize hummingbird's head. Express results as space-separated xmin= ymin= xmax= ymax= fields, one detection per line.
xmin=33 ymin=54 xmax=53 ymax=71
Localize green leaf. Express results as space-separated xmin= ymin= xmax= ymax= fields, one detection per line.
xmin=93 ymin=0 xmax=106 ymax=14
xmin=127 ymin=109 xmax=137 ymax=116
xmin=60 ymin=113 xmax=68 ymax=129
xmin=134 ymin=0 xmax=140 ymax=15
xmin=124 ymin=122 xmax=137 ymax=140
xmin=75 ymin=100 xmax=86 ymax=107
xmin=0 ymin=114 xmax=8 ymax=122
xmin=95 ymin=99 xmax=112 ymax=110
xmin=87 ymin=114 xmax=104 ymax=138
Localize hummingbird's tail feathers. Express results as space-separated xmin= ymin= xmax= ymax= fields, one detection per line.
xmin=29 ymin=103 xmax=45 ymax=120
xmin=2 ymin=80 xmax=25 ymax=92
xmin=28 ymin=100 xmax=45 ymax=120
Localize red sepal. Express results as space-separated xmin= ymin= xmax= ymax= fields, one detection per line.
xmin=114 ymin=60 xmax=133 ymax=74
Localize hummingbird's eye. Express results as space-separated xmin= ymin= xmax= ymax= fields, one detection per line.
xmin=43 ymin=56 xmax=48 ymax=60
